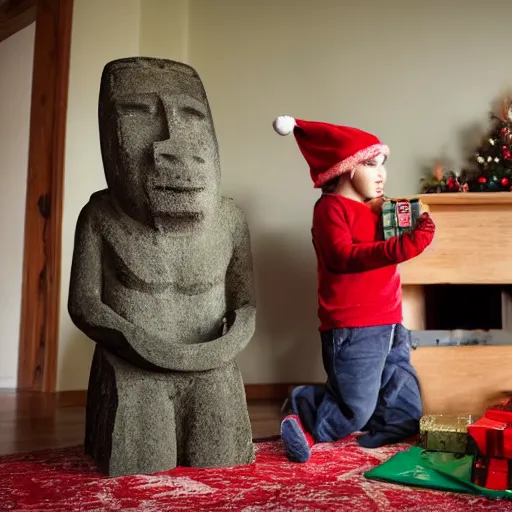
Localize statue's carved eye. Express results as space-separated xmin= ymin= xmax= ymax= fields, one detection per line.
xmin=182 ymin=106 xmax=205 ymax=119
xmin=117 ymin=102 xmax=157 ymax=116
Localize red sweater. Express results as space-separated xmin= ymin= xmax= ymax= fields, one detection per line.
xmin=312 ymin=194 xmax=434 ymax=330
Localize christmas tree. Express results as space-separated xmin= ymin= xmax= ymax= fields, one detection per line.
xmin=471 ymin=101 xmax=512 ymax=191
xmin=421 ymin=98 xmax=512 ymax=193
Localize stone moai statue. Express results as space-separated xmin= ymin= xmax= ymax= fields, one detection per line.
xmin=68 ymin=57 xmax=256 ymax=477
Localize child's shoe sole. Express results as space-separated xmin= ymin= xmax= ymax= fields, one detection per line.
xmin=281 ymin=416 xmax=312 ymax=463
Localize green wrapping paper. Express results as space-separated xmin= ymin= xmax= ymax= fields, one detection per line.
xmin=364 ymin=446 xmax=512 ymax=500
xmin=382 ymin=197 xmax=423 ymax=240
xmin=418 ymin=415 xmax=474 ymax=454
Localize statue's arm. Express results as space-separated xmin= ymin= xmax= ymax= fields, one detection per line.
xmin=142 ymin=203 xmax=256 ymax=372
xmin=67 ymin=203 xmax=149 ymax=361
xmin=221 ymin=207 xmax=256 ymax=346
xmin=170 ymin=205 xmax=256 ymax=370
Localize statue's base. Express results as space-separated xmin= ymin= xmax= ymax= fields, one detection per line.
xmin=84 ymin=346 xmax=254 ymax=477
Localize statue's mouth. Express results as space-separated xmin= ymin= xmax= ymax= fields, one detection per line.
xmin=153 ymin=185 xmax=205 ymax=193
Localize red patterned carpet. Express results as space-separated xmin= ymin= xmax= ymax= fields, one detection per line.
xmin=0 ymin=436 xmax=510 ymax=511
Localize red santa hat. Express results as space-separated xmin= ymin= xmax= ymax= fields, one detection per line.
xmin=273 ymin=115 xmax=389 ymax=188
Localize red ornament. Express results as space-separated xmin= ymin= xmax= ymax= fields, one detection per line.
xmin=502 ymin=127 xmax=509 ymax=134
xmin=478 ymin=176 xmax=487 ymax=183
xmin=502 ymin=146 xmax=512 ymax=159
xmin=502 ymin=177 xmax=509 ymax=187
xmin=447 ymin=176 xmax=460 ymax=191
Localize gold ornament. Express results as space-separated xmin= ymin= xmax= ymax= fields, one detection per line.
xmin=433 ymin=163 xmax=444 ymax=181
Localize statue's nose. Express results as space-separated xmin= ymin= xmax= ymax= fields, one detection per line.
xmin=153 ymin=140 xmax=182 ymax=166
xmin=153 ymin=140 xmax=206 ymax=170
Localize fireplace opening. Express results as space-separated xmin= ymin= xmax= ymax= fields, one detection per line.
xmin=411 ymin=284 xmax=512 ymax=347
xmin=424 ymin=284 xmax=503 ymax=331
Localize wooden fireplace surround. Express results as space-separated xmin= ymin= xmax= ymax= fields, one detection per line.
xmin=402 ymin=192 xmax=512 ymax=416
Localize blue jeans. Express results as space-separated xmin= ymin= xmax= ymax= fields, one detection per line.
xmin=290 ymin=324 xmax=422 ymax=448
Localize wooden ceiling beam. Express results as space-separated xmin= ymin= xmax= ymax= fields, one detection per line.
xmin=0 ymin=0 xmax=37 ymax=43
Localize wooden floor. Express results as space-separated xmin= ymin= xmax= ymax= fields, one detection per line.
xmin=0 ymin=390 xmax=283 ymax=456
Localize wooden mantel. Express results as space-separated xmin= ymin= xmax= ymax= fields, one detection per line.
xmin=401 ymin=192 xmax=512 ymax=285
xmin=415 ymin=191 xmax=512 ymax=205
xmin=400 ymin=192 xmax=512 ymax=416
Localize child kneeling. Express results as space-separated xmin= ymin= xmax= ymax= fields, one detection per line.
xmin=273 ymin=116 xmax=435 ymax=463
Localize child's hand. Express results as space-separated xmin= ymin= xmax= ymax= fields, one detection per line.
xmin=414 ymin=212 xmax=435 ymax=234
xmin=393 ymin=212 xmax=435 ymax=263
xmin=405 ymin=212 xmax=435 ymax=254
xmin=368 ymin=196 xmax=386 ymax=215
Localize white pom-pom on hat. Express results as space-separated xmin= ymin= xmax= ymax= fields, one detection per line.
xmin=273 ymin=115 xmax=296 ymax=136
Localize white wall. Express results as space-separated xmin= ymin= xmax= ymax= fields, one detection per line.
xmin=57 ymin=0 xmax=140 ymax=390
xmin=187 ymin=0 xmax=512 ymax=383
xmin=0 ymin=23 xmax=35 ymax=389
xmin=56 ymin=0 xmax=512 ymax=389
xmin=140 ymin=0 xmax=188 ymax=61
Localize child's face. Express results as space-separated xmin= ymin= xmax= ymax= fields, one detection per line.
xmin=351 ymin=154 xmax=387 ymax=199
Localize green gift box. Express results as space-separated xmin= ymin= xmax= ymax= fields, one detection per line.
xmin=419 ymin=414 xmax=474 ymax=454
xmin=382 ymin=197 xmax=424 ymax=240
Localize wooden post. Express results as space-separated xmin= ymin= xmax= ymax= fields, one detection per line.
xmin=17 ymin=0 xmax=73 ymax=391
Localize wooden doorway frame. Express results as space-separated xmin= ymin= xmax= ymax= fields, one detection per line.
xmin=1 ymin=0 xmax=74 ymax=392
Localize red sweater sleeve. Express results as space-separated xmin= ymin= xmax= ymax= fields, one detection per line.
xmin=313 ymin=196 xmax=434 ymax=274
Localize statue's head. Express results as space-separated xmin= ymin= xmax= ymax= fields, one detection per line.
xmin=98 ymin=57 xmax=221 ymax=229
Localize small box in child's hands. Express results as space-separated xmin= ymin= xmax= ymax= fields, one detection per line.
xmin=381 ymin=197 xmax=425 ymax=240
xmin=419 ymin=414 xmax=474 ymax=454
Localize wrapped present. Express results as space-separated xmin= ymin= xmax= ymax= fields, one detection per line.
xmin=467 ymin=416 xmax=512 ymax=459
xmin=486 ymin=458 xmax=510 ymax=490
xmin=472 ymin=456 xmax=489 ymax=487
xmin=472 ymin=456 xmax=512 ymax=490
xmin=382 ymin=197 xmax=425 ymax=240
xmin=419 ymin=414 xmax=474 ymax=454
xmin=485 ymin=397 xmax=512 ymax=424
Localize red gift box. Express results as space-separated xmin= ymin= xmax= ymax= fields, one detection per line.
xmin=472 ymin=457 xmax=511 ymax=490
xmin=468 ymin=398 xmax=512 ymax=490
xmin=468 ymin=416 xmax=512 ymax=459
xmin=485 ymin=398 xmax=512 ymax=424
